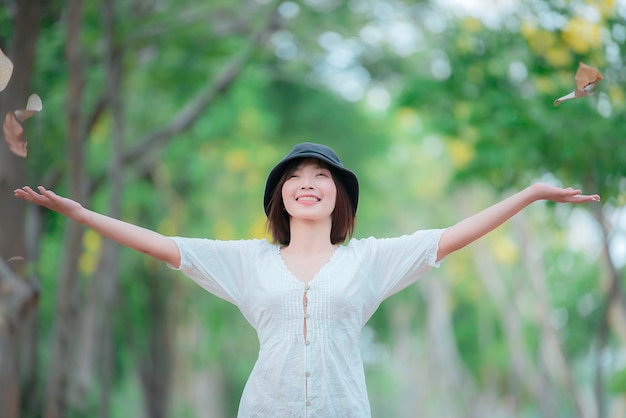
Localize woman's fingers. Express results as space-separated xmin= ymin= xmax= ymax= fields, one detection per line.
xmin=14 ymin=186 xmax=35 ymax=200
xmin=547 ymin=185 xmax=599 ymax=203
xmin=38 ymin=186 xmax=57 ymax=200
xmin=15 ymin=186 xmax=55 ymax=207
xmin=568 ymin=193 xmax=600 ymax=203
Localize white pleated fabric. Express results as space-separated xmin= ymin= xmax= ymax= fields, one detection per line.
xmin=168 ymin=228 xmax=445 ymax=418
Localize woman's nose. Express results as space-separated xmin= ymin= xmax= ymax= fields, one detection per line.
xmin=299 ymin=176 xmax=314 ymax=189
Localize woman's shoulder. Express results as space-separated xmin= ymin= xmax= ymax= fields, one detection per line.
xmin=170 ymin=236 xmax=277 ymax=253
xmin=346 ymin=229 xmax=446 ymax=248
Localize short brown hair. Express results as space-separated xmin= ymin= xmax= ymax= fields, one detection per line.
xmin=265 ymin=158 xmax=356 ymax=246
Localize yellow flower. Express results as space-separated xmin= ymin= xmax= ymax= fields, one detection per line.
xmin=225 ymin=148 xmax=248 ymax=172
xmin=527 ymin=29 xmax=556 ymax=56
xmin=446 ymin=139 xmax=475 ymax=169
xmin=561 ymin=16 xmax=601 ymax=54
xmin=249 ymin=214 xmax=271 ymax=240
xmin=462 ymin=17 xmax=483 ymax=33
xmin=544 ymin=47 xmax=573 ymax=68
xmin=534 ymin=76 xmax=556 ymax=94
xmin=609 ymin=85 xmax=624 ymax=105
xmin=79 ymin=230 xmax=102 ymax=275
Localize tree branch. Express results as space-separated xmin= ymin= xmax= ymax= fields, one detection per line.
xmin=87 ymin=3 xmax=281 ymax=195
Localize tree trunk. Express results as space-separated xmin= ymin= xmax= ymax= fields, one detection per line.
xmin=139 ymin=271 xmax=173 ymax=418
xmin=44 ymin=1 xmax=86 ymax=417
xmin=0 ymin=1 xmax=42 ymax=417
xmin=513 ymin=213 xmax=589 ymax=417
xmin=456 ymin=192 xmax=543 ymax=403
xmin=590 ymin=204 xmax=626 ymax=418
xmin=0 ymin=260 xmax=37 ymax=418
xmin=418 ymin=277 xmax=480 ymax=417
xmin=73 ymin=0 xmax=124 ymax=414
xmin=173 ymin=318 xmax=227 ymax=418
xmin=457 ymin=189 xmax=585 ymax=416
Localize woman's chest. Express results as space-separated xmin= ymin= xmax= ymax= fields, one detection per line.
xmin=278 ymin=250 xmax=337 ymax=284
xmin=240 ymin=262 xmax=370 ymax=329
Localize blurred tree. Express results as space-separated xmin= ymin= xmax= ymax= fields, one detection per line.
xmin=2 ymin=0 xmax=625 ymax=417
xmin=392 ymin=1 xmax=625 ymax=416
xmin=0 ymin=1 xmax=43 ymax=417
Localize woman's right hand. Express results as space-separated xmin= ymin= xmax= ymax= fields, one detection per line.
xmin=15 ymin=186 xmax=87 ymax=222
xmin=15 ymin=185 xmax=181 ymax=266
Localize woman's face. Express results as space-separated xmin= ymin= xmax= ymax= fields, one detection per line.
xmin=281 ymin=159 xmax=337 ymax=222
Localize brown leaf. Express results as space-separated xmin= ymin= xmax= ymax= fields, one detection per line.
xmin=3 ymin=112 xmax=27 ymax=158
xmin=574 ymin=61 xmax=603 ymax=91
xmin=3 ymin=94 xmax=44 ymax=157
xmin=553 ymin=91 xmax=576 ymax=107
xmin=554 ymin=62 xmax=603 ymax=107
xmin=15 ymin=94 xmax=43 ymax=122
xmin=0 ymin=48 xmax=13 ymax=92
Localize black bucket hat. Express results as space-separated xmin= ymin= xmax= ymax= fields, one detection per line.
xmin=263 ymin=142 xmax=359 ymax=216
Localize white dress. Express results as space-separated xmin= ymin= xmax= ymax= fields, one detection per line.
xmin=168 ymin=229 xmax=445 ymax=418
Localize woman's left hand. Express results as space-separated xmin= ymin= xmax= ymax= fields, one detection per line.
xmin=530 ymin=183 xmax=600 ymax=204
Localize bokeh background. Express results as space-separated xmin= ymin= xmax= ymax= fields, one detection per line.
xmin=1 ymin=0 xmax=626 ymax=417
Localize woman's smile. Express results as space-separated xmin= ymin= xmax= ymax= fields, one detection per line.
xmin=282 ymin=160 xmax=337 ymax=219
xmin=296 ymin=194 xmax=321 ymax=203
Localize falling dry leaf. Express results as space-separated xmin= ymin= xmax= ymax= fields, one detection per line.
xmin=0 ymin=48 xmax=13 ymax=92
xmin=15 ymin=94 xmax=43 ymax=122
xmin=554 ymin=62 xmax=603 ymax=107
xmin=3 ymin=94 xmax=43 ymax=157
xmin=3 ymin=112 xmax=27 ymax=157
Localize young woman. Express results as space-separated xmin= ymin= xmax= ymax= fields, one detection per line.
xmin=14 ymin=142 xmax=600 ymax=417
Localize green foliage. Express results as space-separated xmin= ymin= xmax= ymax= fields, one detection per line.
xmin=545 ymin=250 xmax=604 ymax=358
xmin=396 ymin=15 xmax=626 ymax=199
xmin=11 ymin=0 xmax=626 ymax=416
xmin=608 ymin=367 xmax=626 ymax=394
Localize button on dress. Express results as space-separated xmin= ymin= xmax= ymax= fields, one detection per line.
xmin=168 ymin=228 xmax=445 ymax=417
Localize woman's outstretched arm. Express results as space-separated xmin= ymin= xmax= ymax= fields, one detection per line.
xmin=15 ymin=186 xmax=181 ymax=267
xmin=436 ymin=183 xmax=600 ymax=261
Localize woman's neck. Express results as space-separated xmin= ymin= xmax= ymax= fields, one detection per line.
xmin=284 ymin=218 xmax=334 ymax=253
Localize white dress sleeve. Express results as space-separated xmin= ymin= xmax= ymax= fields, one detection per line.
xmin=358 ymin=228 xmax=446 ymax=305
xmin=166 ymin=237 xmax=257 ymax=306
